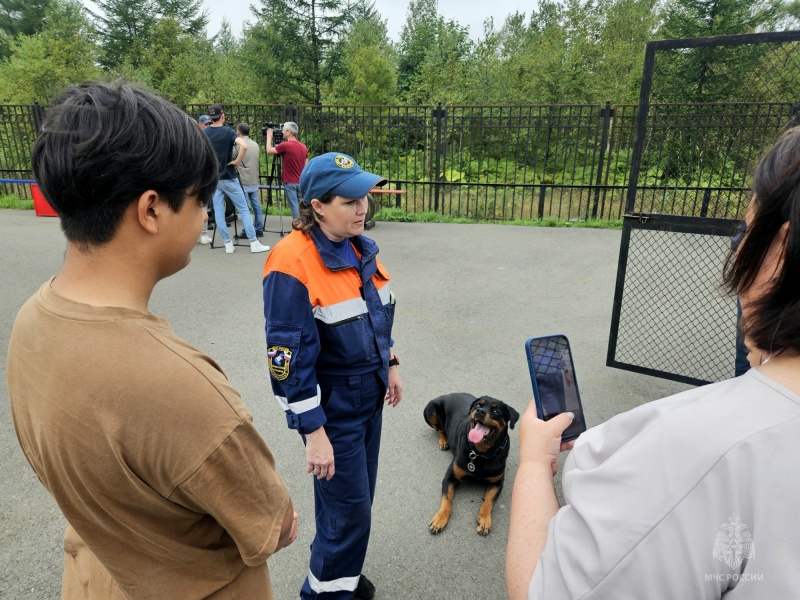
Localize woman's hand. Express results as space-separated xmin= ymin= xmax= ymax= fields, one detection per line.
xmin=385 ymin=365 xmax=403 ymax=407
xmin=518 ymin=400 xmax=575 ymax=476
xmin=306 ymin=427 xmax=335 ymax=480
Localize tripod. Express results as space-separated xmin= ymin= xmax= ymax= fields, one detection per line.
xmin=263 ymin=152 xmax=288 ymax=237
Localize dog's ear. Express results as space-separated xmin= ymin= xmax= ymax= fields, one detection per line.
xmin=506 ymin=404 xmax=520 ymax=430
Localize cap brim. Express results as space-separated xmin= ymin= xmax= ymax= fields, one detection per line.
xmin=331 ymin=171 xmax=387 ymax=199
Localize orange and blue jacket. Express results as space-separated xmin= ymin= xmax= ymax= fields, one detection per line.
xmin=262 ymin=227 xmax=395 ymax=433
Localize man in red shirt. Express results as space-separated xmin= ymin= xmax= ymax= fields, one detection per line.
xmin=266 ymin=121 xmax=308 ymax=218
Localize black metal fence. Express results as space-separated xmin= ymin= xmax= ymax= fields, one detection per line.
xmin=0 ymin=96 xmax=786 ymax=223
xmin=0 ymin=103 xmax=43 ymax=198
xmin=178 ymin=101 xmax=641 ymax=221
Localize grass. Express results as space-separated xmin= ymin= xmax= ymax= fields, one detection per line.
xmin=0 ymin=194 xmax=34 ymax=210
xmin=0 ymin=195 xmax=623 ymax=229
xmin=375 ymin=207 xmax=623 ymax=229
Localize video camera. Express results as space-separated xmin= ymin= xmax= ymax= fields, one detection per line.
xmin=262 ymin=121 xmax=284 ymax=141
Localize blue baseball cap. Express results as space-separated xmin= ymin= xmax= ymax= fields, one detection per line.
xmin=299 ymin=152 xmax=386 ymax=205
xmin=198 ymin=114 xmax=212 ymax=124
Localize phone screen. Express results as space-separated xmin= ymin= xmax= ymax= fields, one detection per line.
xmin=525 ymin=335 xmax=587 ymax=441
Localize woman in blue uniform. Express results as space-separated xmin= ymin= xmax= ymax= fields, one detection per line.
xmin=262 ymin=152 xmax=403 ymax=600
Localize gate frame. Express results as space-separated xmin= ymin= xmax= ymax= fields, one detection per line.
xmin=606 ymin=30 xmax=800 ymax=386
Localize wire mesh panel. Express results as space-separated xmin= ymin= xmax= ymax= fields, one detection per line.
xmin=608 ymin=31 xmax=800 ymax=385
xmin=613 ymin=226 xmax=736 ymax=384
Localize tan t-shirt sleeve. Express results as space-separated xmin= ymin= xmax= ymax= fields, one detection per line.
xmin=170 ymin=420 xmax=291 ymax=566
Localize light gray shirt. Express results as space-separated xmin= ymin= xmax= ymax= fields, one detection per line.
xmin=530 ymin=369 xmax=800 ymax=599
xmin=234 ymin=136 xmax=260 ymax=187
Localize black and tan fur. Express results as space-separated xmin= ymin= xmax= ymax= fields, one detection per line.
xmin=423 ymin=393 xmax=519 ymax=536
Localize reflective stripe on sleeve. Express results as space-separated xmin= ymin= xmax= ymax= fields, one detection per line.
xmin=273 ymin=386 xmax=321 ymax=413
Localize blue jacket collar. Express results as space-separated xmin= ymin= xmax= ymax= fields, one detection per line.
xmin=310 ymin=226 xmax=379 ymax=272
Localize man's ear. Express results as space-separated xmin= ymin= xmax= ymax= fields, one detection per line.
xmin=136 ymin=190 xmax=162 ymax=235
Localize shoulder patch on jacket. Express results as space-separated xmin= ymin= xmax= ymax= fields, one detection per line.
xmin=268 ymin=346 xmax=293 ymax=381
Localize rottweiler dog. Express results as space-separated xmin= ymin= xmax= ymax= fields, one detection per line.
xmin=423 ymin=393 xmax=519 ymax=535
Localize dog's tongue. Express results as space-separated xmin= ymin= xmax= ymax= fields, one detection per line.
xmin=469 ymin=422 xmax=490 ymax=444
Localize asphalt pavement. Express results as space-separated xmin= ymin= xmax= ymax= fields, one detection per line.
xmin=0 ymin=210 xmax=691 ymax=599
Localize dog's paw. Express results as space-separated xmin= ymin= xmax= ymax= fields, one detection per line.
xmin=429 ymin=513 xmax=449 ymax=534
xmin=476 ymin=516 xmax=492 ymax=536
xmin=437 ymin=438 xmax=449 ymax=451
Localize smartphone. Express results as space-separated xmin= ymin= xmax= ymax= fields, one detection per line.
xmin=525 ymin=334 xmax=587 ymax=442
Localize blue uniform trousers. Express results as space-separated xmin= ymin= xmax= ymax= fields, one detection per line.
xmin=301 ymin=372 xmax=384 ymax=599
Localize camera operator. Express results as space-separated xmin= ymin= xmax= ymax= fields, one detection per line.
xmin=266 ymin=122 xmax=308 ymax=219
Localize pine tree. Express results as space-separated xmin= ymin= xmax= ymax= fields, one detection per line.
xmin=245 ymin=0 xmax=356 ymax=104
xmin=656 ymin=0 xmax=782 ymax=101
xmin=88 ymin=0 xmax=208 ymax=70
xmin=396 ymin=0 xmax=440 ymax=97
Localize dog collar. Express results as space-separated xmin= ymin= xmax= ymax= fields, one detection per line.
xmin=466 ymin=435 xmax=509 ymax=472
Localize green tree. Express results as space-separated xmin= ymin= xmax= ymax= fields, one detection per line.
xmin=89 ymin=0 xmax=208 ymax=70
xmin=409 ymin=20 xmax=473 ymax=104
xmin=0 ymin=0 xmax=52 ymax=58
xmin=396 ymin=0 xmax=476 ymax=104
xmin=656 ymin=0 xmax=782 ymax=101
xmin=213 ymin=18 xmax=238 ymax=55
xmin=326 ymin=3 xmax=397 ymax=104
xmin=121 ymin=17 xmax=213 ymax=102
xmin=492 ymin=2 xmax=571 ymax=104
xmin=201 ymin=19 xmax=266 ymax=104
xmin=0 ymin=0 xmax=101 ymax=103
xmin=158 ymin=0 xmax=209 ymax=34
xmin=594 ymin=0 xmax=658 ymax=103
xmin=396 ymin=0 xmax=439 ymax=98
xmin=245 ymin=0 xmax=356 ymax=104
xmin=88 ymin=0 xmax=157 ymax=69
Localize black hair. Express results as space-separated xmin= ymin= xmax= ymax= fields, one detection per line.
xmin=237 ymin=122 xmax=250 ymax=136
xmin=293 ymin=193 xmax=334 ymax=233
xmin=31 ymin=81 xmax=219 ymax=247
xmin=723 ymin=125 xmax=800 ymax=356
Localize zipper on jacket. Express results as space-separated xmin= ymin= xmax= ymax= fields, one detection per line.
xmin=331 ymin=315 xmax=363 ymax=327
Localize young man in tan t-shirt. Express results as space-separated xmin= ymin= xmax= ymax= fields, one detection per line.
xmin=6 ymin=82 xmax=298 ymax=599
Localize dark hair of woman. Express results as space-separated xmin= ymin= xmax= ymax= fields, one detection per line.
xmin=723 ymin=125 xmax=800 ymax=357
xmin=293 ymin=193 xmax=334 ymax=233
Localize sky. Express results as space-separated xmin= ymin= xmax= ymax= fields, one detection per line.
xmin=203 ymin=0 xmax=531 ymax=42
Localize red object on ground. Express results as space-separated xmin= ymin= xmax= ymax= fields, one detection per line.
xmin=32 ymin=184 xmax=58 ymax=217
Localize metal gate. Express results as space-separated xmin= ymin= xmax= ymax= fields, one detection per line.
xmin=607 ymin=31 xmax=800 ymax=386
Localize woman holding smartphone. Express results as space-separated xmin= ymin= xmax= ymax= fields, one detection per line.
xmin=507 ymin=127 xmax=800 ymax=599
